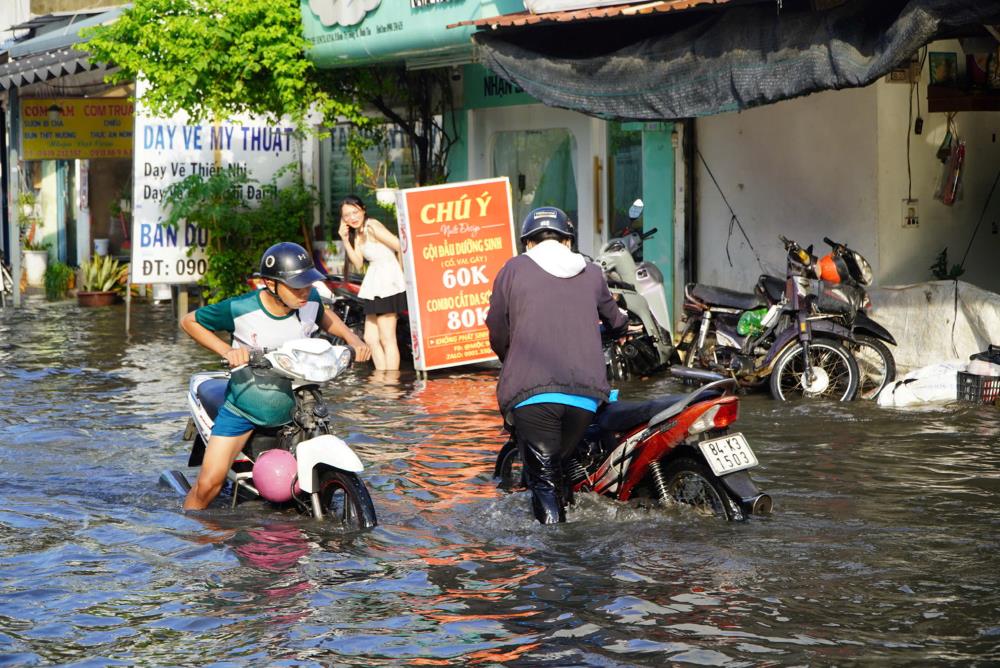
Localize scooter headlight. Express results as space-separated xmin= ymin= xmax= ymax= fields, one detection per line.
xmin=271 ymin=340 xmax=352 ymax=382
xmin=850 ymin=250 xmax=874 ymax=286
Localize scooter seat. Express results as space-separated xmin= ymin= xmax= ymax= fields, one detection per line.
xmin=688 ymin=283 xmax=764 ymax=311
xmin=597 ymin=395 xmax=687 ymax=433
xmin=197 ymin=378 xmax=228 ymax=421
xmin=758 ymin=275 xmax=785 ymax=303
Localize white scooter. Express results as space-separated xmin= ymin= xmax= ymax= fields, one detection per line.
xmin=160 ymin=338 xmax=377 ymax=530
xmin=596 ymin=200 xmax=675 ymax=379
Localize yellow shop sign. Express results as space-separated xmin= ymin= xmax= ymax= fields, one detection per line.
xmin=20 ymin=98 xmax=134 ymax=160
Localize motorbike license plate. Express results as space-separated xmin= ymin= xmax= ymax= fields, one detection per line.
xmin=698 ymin=432 xmax=758 ymax=476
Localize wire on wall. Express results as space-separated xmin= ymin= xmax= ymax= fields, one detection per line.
xmin=695 ymin=148 xmax=764 ymax=273
xmin=906 ymin=47 xmax=929 ymax=202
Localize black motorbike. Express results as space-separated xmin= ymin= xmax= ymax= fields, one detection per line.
xmin=321 ymin=272 xmax=413 ymax=361
xmin=753 ymin=237 xmax=896 ymax=400
xmin=678 ymin=236 xmax=860 ymax=401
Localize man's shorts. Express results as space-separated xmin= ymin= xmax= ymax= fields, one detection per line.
xmin=211 ymin=404 xmax=256 ymax=437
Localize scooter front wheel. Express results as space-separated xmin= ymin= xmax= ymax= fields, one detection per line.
xmin=769 ymin=339 xmax=859 ymax=401
xmin=606 ymin=342 xmax=630 ymax=382
xmin=850 ymin=335 xmax=896 ymax=400
xmin=314 ymin=468 xmax=378 ymax=531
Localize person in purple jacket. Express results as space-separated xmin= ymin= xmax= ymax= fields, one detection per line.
xmin=486 ymin=207 xmax=628 ymax=523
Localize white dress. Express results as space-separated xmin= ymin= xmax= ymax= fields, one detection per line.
xmin=357 ymin=222 xmax=406 ymax=300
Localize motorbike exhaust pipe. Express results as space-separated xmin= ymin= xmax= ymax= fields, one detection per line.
xmin=669 ymin=365 xmax=727 ymax=384
xmin=750 ymin=493 xmax=773 ymax=515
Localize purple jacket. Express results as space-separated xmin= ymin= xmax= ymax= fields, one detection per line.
xmin=486 ymin=241 xmax=628 ymax=415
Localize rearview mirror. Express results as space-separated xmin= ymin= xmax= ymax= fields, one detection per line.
xmin=628 ymin=199 xmax=644 ymax=220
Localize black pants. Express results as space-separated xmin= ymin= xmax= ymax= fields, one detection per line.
xmin=511 ymin=403 xmax=593 ymax=524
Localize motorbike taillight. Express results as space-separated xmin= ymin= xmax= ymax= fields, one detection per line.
xmin=687 ymin=399 xmax=740 ymax=435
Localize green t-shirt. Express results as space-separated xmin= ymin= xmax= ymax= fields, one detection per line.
xmin=195 ymin=289 xmax=325 ymax=426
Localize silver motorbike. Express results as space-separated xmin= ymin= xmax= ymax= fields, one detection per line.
xmin=596 ymin=200 xmax=675 ymax=380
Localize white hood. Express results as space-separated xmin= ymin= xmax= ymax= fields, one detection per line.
xmin=524 ymin=239 xmax=587 ymax=278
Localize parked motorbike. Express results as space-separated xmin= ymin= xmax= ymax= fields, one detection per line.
xmin=161 ymin=337 xmax=378 ymax=530
xmin=322 ymin=274 xmax=414 ymax=361
xmin=596 ymin=200 xmax=675 ymax=380
xmin=753 ymin=237 xmax=896 ymax=400
xmin=249 ymin=271 xmax=413 ymax=361
xmin=678 ymin=236 xmax=860 ymax=401
xmin=494 ymin=367 xmax=771 ymax=521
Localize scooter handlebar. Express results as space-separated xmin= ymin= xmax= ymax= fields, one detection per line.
xmin=221 ymin=348 xmax=272 ymax=369
xmin=641 ymin=227 xmax=658 ymax=240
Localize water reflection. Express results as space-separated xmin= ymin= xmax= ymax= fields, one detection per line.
xmin=0 ymin=298 xmax=998 ymax=664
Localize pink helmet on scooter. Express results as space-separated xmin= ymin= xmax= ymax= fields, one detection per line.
xmin=253 ymin=449 xmax=298 ymax=503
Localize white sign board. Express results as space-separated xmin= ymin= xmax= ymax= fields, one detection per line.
xmin=130 ymin=81 xmax=303 ymax=284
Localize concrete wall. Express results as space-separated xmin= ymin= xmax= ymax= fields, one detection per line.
xmin=875 ymin=39 xmax=1000 ymax=292
xmin=693 ymin=39 xmax=1000 ymax=296
xmin=693 ymin=86 xmax=879 ymax=291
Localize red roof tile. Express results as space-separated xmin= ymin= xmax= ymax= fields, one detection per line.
xmin=449 ymin=0 xmax=738 ymax=30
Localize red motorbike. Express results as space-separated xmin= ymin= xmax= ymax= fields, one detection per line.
xmin=494 ymin=368 xmax=771 ymax=521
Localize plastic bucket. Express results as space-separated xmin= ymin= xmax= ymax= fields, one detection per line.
xmin=94 ymin=238 xmax=110 ymax=256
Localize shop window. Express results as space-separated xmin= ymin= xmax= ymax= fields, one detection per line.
xmin=607 ymin=123 xmax=643 ymax=239
xmin=490 ymin=128 xmax=578 ymax=228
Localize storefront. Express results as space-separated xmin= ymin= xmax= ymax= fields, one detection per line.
xmin=302 ymin=0 xmax=678 ymax=294
xmin=1 ymin=5 xmax=133 ymax=306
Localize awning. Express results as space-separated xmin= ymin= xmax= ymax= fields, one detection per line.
xmin=7 ymin=6 xmax=128 ymax=59
xmin=449 ymin=0 xmax=738 ymax=30
xmin=0 ymin=6 xmax=126 ymax=90
xmin=0 ymin=47 xmax=105 ymax=90
xmin=470 ymin=0 xmax=1000 ymax=121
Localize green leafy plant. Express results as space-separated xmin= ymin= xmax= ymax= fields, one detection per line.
xmin=17 ymin=189 xmax=46 ymax=250
xmin=22 ymin=238 xmax=52 ymax=252
xmin=930 ymin=247 xmax=965 ymax=280
xmin=43 ymin=261 xmax=75 ymax=300
xmin=162 ymin=168 xmax=316 ymax=303
xmin=84 ymin=2 xmax=456 ymax=186
xmin=80 ymin=255 xmax=129 ymax=294
xmin=83 ymin=0 xmax=365 ymax=130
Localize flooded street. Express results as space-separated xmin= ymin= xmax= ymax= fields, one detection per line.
xmin=1 ymin=297 xmax=999 ymax=666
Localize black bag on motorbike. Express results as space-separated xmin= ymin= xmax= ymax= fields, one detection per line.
xmin=814 ymin=280 xmax=864 ymax=315
xmin=225 ymin=366 xmax=295 ymax=427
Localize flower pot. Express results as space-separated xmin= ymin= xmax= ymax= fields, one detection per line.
xmin=77 ymin=290 xmax=118 ymax=307
xmin=375 ymin=187 xmax=398 ymax=207
xmin=22 ymin=249 xmax=48 ymax=287
xmin=94 ymin=238 xmax=110 ymax=256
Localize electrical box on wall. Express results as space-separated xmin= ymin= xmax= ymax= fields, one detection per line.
xmin=885 ymin=59 xmax=921 ymax=84
xmin=902 ymin=199 xmax=919 ymax=228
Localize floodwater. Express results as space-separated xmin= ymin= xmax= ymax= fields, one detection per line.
xmin=1 ymin=296 xmax=998 ymax=667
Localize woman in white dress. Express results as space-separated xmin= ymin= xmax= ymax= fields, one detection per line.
xmin=338 ymin=195 xmax=407 ymax=370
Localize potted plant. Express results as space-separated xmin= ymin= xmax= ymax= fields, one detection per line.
xmin=78 ymin=254 xmax=128 ymax=306
xmin=18 ymin=189 xmax=49 ymax=287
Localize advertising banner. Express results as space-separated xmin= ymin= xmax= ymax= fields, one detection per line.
xmin=20 ymin=98 xmax=134 ymax=160
xmin=130 ymin=81 xmax=302 ymax=285
xmin=396 ymin=177 xmax=516 ymax=372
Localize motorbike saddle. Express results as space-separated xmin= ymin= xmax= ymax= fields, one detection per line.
xmin=597 ymin=396 xmax=687 ymax=433
xmin=758 ymin=275 xmax=785 ymax=303
xmin=687 ymin=283 xmax=764 ymax=311
xmin=197 ymin=378 xmax=228 ymax=421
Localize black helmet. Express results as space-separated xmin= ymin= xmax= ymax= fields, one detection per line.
xmin=520 ymin=207 xmax=575 ymax=243
xmin=258 ymin=242 xmax=325 ymax=289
